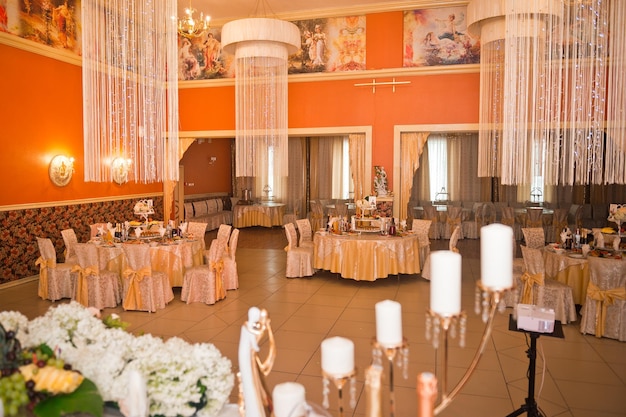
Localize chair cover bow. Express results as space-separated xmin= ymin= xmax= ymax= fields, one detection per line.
xmin=210 ymin=259 xmax=225 ymax=300
xmin=122 ymin=267 xmax=152 ymax=311
xmin=71 ymin=265 xmax=99 ymax=306
xmin=35 ymin=256 xmax=56 ymax=299
xmin=520 ymin=271 xmax=544 ymax=304
xmin=586 ymin=281 xmax=626 ymax=338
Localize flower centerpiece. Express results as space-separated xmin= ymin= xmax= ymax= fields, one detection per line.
xmin=608 ymin=204 xmax=626 ymax=235
xmin=0 ymin=302 xmax=234 ymax=417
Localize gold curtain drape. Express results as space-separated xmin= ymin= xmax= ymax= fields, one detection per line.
xmin=400 ymin=132 xmax=429 ymax=220
xmin=349 ymin=133 xmax=365 ymax=202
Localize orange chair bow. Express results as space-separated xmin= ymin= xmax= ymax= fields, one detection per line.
xmin=520 ymin=271 xmax=545 ymax=304
xmin=210 ymin=259 xmax=225 ymax=300
xmin=122 ymin=267 xmax=152 ymax=311
xmin=586 ymin=281 xmax=626 ymax=338
xmin=35 ymin=257 xmax=56 ymax=299
xmin=71 ymin=265 xmax=99 ymax=306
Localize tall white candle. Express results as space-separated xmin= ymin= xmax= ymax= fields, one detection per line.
xmin=272 ymin=382 xmax=306 ymax=417
xmin=429 ymin=251 xmax=462 ymax=316
xmin=480 ymin=223 xmax=513 ymax=289
xmin=375 ymin=300 xmax=403 ymax=347
xmin=321 ymin=336 xmax=354 ymax=376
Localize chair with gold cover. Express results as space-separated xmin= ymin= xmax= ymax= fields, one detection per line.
xmin=580 ymin=257 xmax=626 ymax=341
xmin=550 ymin=208 xmax=569 ymax=244
xmin=72 ymin=243 xmax=121 ymax=309
xmin=411 ymin=219 xmax=432 ymax=267
xmin=121 ymin=243 xmax=173 ymax=312
xmin=223 ymin=228 xmax=240 ymax=291
xmin=282 ymin=198 xmax=301 ymax=226
xmin=449 ymin=225 xmax=461 ymax=253
xmin=61 ymin=228 xmax=79 ymax=265
xmin=35 ymin=237 xmax=75 ymax=301
xmin=518 ymin=245 xmax=577 ymax=323
xmin=284 ymin=222 xmax=314 ymax=278
xmin=482 ymin=202 xmax=497 ymax=226
xmin=525 ymin=207 xmax=544 ymax=229
xmin=422 ymin=205 xmax=441 ymax=240
xmin=309 ymin=200 xmax=325 ymax=232
xmin=89 ymin=223 xmax=108 ymax=239
xmin=443 ymin=206 xmax=463 ymax=240
xmin=296 ymin=218 xmax=314 ymax=248
xmin=501 ymin=207 xmax=521 ymax=241
xmin=206 ymin=224 xmax=232 ymax=262
xmin=522 ymin=227 xmax=545 ymax=249
xmin=181 ymin=240 xmax=227 ymax=305
xmin=187 ymin=221 xmax=209 ymax=249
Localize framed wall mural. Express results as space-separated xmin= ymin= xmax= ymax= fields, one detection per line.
xmin=1 ymin=0 xmax=81 ymax=54
xmin=178 ymin=28 xmax=234 ymax=81
xmin=289 ymin=15 xmax=366 ymax=74
xmin=403 ymin=6 xmax=480 ymax=67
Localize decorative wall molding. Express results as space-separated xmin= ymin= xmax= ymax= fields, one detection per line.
xmin=0 ymin=32 xmax=81 ymax=66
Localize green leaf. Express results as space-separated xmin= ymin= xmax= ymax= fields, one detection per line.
xmin=34 ymin=379 xmax=104 ymax=417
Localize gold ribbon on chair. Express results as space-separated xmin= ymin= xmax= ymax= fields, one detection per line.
xmin=122 ymin=267 xmax=152 ymax=311
xmin=520 ymin=271 xmax=544 ymax=304
xmin=210 ymin=259 xmax=225 ymax=301
xmin=71 ymin=265 xmax=99 ymax=307
xmin=35 ymin=256 xmax=56 ymax=299
xmin=447 ymin=216 xmax=461 ymax=229
xmin=586 ymin=281 xmax=626 ymax=338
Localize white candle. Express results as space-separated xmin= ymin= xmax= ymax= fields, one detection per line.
xmin=272 ymin=382 xmax=306 ymax=417
xmin=375 ymin=300 xmax=403 ymax=347
xmin=480 ymin=223 xmax=513 ymax=289
xmin=321 ymin=336 xmax=354 ymax=376
xmin=429 ymin=251 xmax=462 ymax=316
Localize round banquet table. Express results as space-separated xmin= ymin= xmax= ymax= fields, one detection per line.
xmin=313 ymin=231 xmax=420 ymax=281
xmin=543 ymin=247 xmax=589 ymax=305
xmin=94 ymin=239 xmax=204 ymax=287
xmin=233 ymin=203 xmax=285 ymax=228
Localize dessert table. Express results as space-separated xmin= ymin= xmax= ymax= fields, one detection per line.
xmin=313 ymin=231 xmax=420 ymax=281
xmin=94 ymin=239 xmax=204 ymax=287
xmin=233 ymin=202 xmax=285 ymax=228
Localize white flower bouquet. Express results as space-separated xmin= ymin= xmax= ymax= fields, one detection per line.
xmin=0 ymin=302 xmax=234 ymax=417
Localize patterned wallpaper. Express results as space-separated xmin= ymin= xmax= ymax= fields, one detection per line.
xmin=0 ymin=196 xmax=163 ymax=285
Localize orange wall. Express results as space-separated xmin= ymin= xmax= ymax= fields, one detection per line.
xmin=0 ymin=44 xmax=162 ymax=206
xmin=180 ymin=139 xmax=233 ymax=195
xmin=1 ymin=11 xmax=479 ymax=206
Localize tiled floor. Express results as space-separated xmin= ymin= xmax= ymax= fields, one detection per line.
xmin=1 ymin=227 xmax=625 ymax=417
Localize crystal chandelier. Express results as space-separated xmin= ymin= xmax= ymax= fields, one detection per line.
xmin=178 ymin=0 xmax=211 ymax=38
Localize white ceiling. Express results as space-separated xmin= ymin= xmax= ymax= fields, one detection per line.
xmin=178 ymin=0 xmax=444 ymax=25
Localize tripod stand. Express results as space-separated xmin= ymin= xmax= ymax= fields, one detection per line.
xmin=507 ymin=315 xmax=563 ymax=417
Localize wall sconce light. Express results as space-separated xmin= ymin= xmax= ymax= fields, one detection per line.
xmin=111 ymin=157 xmax=132 ymax=185
xmin=209 ymin=156 xmax=217 ymax=165
xmin=49 ymin=155 xmax=75 ymax=187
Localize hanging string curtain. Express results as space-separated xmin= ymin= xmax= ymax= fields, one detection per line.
xmin=222 ymin=18 xmax=300 ymax=202
xmin=469 ymin=0 xmax=625 ymax=186
xmin=82 ymin=0 xmax=179 ymax=183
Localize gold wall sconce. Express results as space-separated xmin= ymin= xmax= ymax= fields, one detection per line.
xmin=49 ymin=155 xmax=75 ymax=187
xmin=111 ymin=157 xmax=132 ymax=185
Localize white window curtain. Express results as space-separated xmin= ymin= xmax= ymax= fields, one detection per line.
xmin=428 ymin=135 xmax=448 ymax=201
